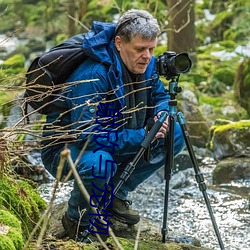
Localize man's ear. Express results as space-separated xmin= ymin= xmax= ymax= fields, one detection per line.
xmin=115 ymin=36 xmax=122 ymax=51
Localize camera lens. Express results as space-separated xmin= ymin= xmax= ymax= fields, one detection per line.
xmin=156 ymin=51 xmax=192 ymax=79
xmin=174 ymin=53 xmax=192 ymax=73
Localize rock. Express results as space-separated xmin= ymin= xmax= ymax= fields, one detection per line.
xmin=213 ymin=157 xmax=250 ymax=184
xmin=170 ymin=168 xmax=193 ymax=189
xmin=179 ymin=100 xmax=211 ymax=148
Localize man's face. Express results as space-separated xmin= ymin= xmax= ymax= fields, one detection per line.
xmin=115 ymin=35 xmax=157 ymax=74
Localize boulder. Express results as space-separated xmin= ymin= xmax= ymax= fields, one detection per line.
xmin=209 ymin=119 xmax=250 ymax=184
xmin=213 ymin=157 xmax=250 ymax=184
xmin=209 ymin=119 xmax=250 ymax=160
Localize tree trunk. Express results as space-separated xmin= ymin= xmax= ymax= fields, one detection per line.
xmin=67 ymin=0 xmax=76 ymax=36
xmin=78 ymin=0 xmax=88 ymax=20
xmin=167 ymin=0 xmax=196 ymax=62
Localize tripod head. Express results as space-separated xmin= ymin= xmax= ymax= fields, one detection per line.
xmin=168 ymin=76 xmax=182 ymax=100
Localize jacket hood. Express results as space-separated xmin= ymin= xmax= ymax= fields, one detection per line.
xmin=82 ymin=21 xmax=116 ymax=65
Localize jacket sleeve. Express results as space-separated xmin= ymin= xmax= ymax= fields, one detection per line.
xmin=65 ymin=60 xmax=146 ymax=155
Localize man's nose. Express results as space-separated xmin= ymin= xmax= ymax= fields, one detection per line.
xmin=142 ymin=49 xmax=151 ymax=59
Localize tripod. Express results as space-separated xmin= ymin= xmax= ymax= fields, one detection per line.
xmin=161 ymin=77 xmax=225 ymax=249
xmin=82 ymin=77 xmax=225 ymax=249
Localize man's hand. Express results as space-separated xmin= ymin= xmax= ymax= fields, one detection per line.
xmin=154 ymin=111 xmax=169 ymax=139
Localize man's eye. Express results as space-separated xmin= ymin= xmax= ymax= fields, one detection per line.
xmin=136 ymin=48 xmax=144 ymax=52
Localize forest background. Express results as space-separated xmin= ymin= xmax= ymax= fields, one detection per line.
xmin=0 ymin=0 xmax=250 ymax=125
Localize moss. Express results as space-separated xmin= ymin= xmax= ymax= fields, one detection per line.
xmin=105 ymin=237 xmax=207 ymax=250
xmin=0 ymin=235 xmax=16 ymax=250
xmin=0 ymin=209 xmax=21 ymax=229
xmin=199 ymin=95 xmax=224 ymax=107
xmin=0 ymin=209 xmax=24 ymax=249
xmin=213 ymin=120 xmax=250 ymax=133
xmin=0 ymin=174 xmax=47 ymax=239
xmin=213 ymin=67 xmax=235 ymax=86
xmin=7 ymin=228 xmax=24 ymax=249
xmin=217 ymin=40 xmax=237 ymax=51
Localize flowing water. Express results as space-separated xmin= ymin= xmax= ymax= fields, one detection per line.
xmin=38 ymin=156 xmax=250 ymax=250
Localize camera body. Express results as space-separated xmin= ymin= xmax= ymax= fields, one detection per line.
xmin=156 ymin=51 xmax=192 ymax=79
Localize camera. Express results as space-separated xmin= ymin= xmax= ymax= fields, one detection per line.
xmin=156 ymin=51 xmax=192 ymax=79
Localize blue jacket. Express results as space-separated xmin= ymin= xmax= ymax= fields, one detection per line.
xmin=44 ymin=21 xmax=170 ymax=156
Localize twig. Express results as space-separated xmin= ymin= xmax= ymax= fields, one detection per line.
xmin=63 ymin=148 xmax=124 ymax=250
xmin=134 ymin=219 xmax=142 ymax=250
xmin=68 ymin=14 xmax=89 ymax=31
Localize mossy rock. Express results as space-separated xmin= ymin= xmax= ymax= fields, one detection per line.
xmin=0 ymin=209 xmax=24 ymax=250
xmin=0 ymin=174 xmax=47 ymax=239
xmin=209 ymin=120 xmax=250 ymax=160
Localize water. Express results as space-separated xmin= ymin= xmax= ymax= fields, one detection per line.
xmin=38 ymin=157 xmax=250 ymax=250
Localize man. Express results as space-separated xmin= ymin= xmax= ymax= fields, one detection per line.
xmin=41 ymin=9 xmax=185 ymax=241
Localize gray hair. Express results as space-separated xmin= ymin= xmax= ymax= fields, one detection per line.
xmin=115 ymin=9 xmax=160 ymax=43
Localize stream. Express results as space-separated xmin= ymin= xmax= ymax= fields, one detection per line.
xmin=38 ymin=155 xmax=250 ymax=250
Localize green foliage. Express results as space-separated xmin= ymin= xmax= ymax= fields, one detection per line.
xmin=196 ymin=0 xmax=250 ymax=47
xmin=0 ymin=54 xmax=26 ymax=84
xmin=1 ymin=54 xmax=25 ymax=69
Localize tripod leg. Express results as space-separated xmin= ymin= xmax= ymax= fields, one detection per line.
xmin=177 ymin=112 xmax=225 ymax=250
xmin=162 ymin=114 xmax=175 ymax=243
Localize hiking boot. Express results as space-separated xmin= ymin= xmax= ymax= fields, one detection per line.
xmin=108 ymin=197 xmax=140 ymax=225
xmin=61 ymin=213 xmax=108 ymax=242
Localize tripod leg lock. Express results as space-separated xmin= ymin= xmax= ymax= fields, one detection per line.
xmin=195 ymin=173 xmax=207 ymax=192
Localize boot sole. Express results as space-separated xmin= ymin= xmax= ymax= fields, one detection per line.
xmin=110 ymin=211 xmax=140 ymax=225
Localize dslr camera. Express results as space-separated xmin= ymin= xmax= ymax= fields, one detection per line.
xmin=156 ymin=51 xmax=192 ymax=79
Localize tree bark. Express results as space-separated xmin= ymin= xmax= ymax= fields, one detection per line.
xmin=167 ymin=0 xmax=196 ymax=62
